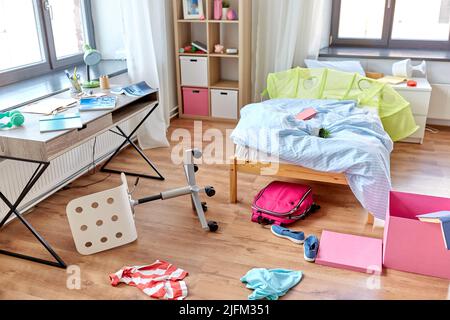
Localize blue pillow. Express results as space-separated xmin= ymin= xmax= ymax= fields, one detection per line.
xmin=304 ymin=59 xmax=366 ymax=77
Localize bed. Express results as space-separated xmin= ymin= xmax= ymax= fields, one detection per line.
xmin=228 ymin=68 xmax=419 ymax=223
xmin=229 ymin=98 xmax=394 ymax=223
xmin=228 ymin=147 xmax=371 ymax=220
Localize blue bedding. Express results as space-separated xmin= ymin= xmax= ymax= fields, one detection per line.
xmin=230 ymin=99 xmax=393 ymax=220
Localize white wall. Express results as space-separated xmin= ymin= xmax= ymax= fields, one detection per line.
xmin=316 ymin=0 xmax=450 ymax=124
xmin=91 ymin=0 xmax=126 ymax=59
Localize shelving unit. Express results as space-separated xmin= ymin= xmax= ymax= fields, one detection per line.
xmin=173 ymin=0 xmax=252 ymax=121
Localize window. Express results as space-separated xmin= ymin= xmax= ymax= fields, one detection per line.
xmin=0 ymin=0 xmax=95 ymax=86
xmin=331 ymin=0 xmax=450 ymax=50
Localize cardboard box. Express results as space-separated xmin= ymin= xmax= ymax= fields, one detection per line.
xmin=384 ymin=191 xmax=450 ymax=279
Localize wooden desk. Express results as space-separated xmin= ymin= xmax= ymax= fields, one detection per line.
xmin=1 ymin=88 xmax=158 ymax=162
xmin=0 ymin=82 xmax=164 ymax=269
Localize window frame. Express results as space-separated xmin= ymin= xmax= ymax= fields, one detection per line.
xmin=0 ymin=0 xmax=95 ymax=87
xmin=330 ymin=0 xmax=450 ymax=50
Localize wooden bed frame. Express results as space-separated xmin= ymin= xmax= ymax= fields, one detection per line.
xmin=229 ymin=157 xmax=375 ymax=225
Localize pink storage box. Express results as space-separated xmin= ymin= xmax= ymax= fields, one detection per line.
xmin=384 ymin=191 xmax=450 ymax=280
xmin=182 ymin=87 xmax=209 ymax=117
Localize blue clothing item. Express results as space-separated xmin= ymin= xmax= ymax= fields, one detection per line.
xmin=241 ymin=268 xmax=303 ymax=300
xmin=304 ymin=235 xmax=319 ymax=262
xmin=271 ymin=225 xmax=305 ymax=244
xmin=230 ymin=98 xmax=393 ymax=220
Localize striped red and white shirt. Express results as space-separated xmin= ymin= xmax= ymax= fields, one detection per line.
xmin=110 ymin=260 xmax=189 ymax=300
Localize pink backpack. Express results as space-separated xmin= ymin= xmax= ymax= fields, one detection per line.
xmin=251 ymin=181 xmax=320 ymax=226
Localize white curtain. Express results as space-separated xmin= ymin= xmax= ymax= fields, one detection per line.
xmin=120 ymin=0 xmax=177 ymax=149
xmin=252 ymin=0 xmax=330 ymax=101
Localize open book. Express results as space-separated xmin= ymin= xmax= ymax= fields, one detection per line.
xmin=111 ymin=81 xmax=154 ymax=97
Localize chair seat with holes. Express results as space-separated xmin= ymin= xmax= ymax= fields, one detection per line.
xmin=66 ymin=174 xmax=138 ymax=255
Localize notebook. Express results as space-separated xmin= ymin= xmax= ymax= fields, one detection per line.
xmin=111 ymin=81 xmax=154 ymax=97
xmin=39 ymin=112 xmax=83 ymax=133
xmin=316 ymin=230 xmax=383 ymax=275
xmin=296 ymin=108 xmax=317 ymax=121
xmin=191 ymin=41 xmax=207 ymax=53
xmin=378 ymin=76 xmax=407 ymax=85
xmin=79 ymin=96 xmax=117 ymax=112
xmin=417 ymin=211 xmax=450 ymax=250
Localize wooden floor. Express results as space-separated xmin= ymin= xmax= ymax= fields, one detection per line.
xmin=0 ymin=119 xmax=449 ymax=300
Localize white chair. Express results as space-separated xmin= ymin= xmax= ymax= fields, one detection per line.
xmin=66 ymin=149 xmax=217 ymax=255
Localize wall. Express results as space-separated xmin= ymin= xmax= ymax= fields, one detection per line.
xmin=90 ymin=0 xmax=126 ymax=59
xmin=317 ymin=0 xmax=450 ymax=125
xmin=320 ymin=56 xmax=450 ymax=125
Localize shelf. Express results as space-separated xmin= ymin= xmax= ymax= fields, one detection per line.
xmin=177 ymin=52 xmax=208 ymax=57
xmin=209 ymin=53 xmax=239 ymax=58
xmin=208 ymin=20 xmax=239 ymax=24
xmin=177 ymin=19 xmax=207 ymax=23
xmin=177 ymin=19 xmax=239 ymax=24
xmin=174 ymin=0 xmax=251 ymax=121
xmin=210 ymin=80 xmax=239 ymax=90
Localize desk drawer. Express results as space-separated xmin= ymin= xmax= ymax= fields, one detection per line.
xmin=78 ymin=114 xmax=113 ymax=143
xmin=45 ymin=114 xmax=113 ymax=160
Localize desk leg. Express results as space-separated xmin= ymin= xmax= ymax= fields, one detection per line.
xmin=101 ymin=103 xmax=165 ymax=181
xmin=0 ymin=160 xmax=66 ymax=269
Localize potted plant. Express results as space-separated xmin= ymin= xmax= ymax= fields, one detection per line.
xmin=222 ymin=1 xmax=230 ymax=20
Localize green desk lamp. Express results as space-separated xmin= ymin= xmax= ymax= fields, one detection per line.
xmin=82 ymin=44 xmax=102 ymax=88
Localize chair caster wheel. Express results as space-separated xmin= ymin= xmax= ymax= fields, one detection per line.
xmin=202 ymin=202 xmax=208 ymax=212
xmin=205 ymin=186 xmax=216 ymax=198
xmin=208 ymin=221 xmax=219 ymax=232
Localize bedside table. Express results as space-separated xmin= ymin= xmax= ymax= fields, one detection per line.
xmin=392 ymin=78 xmax=432 ymax=144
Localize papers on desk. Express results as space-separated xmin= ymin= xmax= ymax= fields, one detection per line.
xmin=111 ymin=81 xmax=154 ymax=97
xmin=21 ymin=98 xmax=78 ymax=115
xmin=39 ymin=112 xmax=83 ymax=133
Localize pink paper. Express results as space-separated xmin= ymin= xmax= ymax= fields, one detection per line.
xmin=316 ymin=230 xmax=383 ymax=275
xmin=296 ymin=108 xmax=317 ymax=121
xmin=384 ymin=191 xmax=450 ymax=280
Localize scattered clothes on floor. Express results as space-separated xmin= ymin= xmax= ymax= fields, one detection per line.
xmin=109 ymin=260 xmax=189 ymax=300
xmin=304 ymin=235 xmax=320 ymax=262
xmin=241 ymin=268 xmax=303 ymax=300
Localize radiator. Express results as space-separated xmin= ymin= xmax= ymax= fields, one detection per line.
xmin=0 ymin=121 xmax=134 ymax=223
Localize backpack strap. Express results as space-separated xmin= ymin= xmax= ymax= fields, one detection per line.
xmin=257 ymin=215 xmax=274 ymax=226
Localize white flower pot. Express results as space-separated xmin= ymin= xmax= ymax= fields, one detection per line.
xmin=222 ymin=8 xmax=228 ymax=20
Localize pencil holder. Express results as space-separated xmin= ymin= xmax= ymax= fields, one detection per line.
xmin=70 ymin=79 xmax=83 ymax=94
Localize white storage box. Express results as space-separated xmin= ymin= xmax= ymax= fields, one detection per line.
xmin=180 ymin=56 xmax=208 ymax=87
xmin=211 ymin=89 xmax=238 ymax=119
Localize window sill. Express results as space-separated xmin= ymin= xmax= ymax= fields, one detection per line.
xmin=0 ymin=60 xmax=128 ymax=112
xmin=319 ymin=47 xmax=450 ymax=62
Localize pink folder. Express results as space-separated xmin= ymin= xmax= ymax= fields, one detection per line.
xmin=296 ymin=108 xmax=317 ymax=121
xmin=316 ymin=230 xmax=383 ymax=275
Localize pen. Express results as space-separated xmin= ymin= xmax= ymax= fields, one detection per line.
xmin=65 ymin=70 xmax=71 ymax=80
xmin=73 ymin=67 xmax=78 ymax=81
